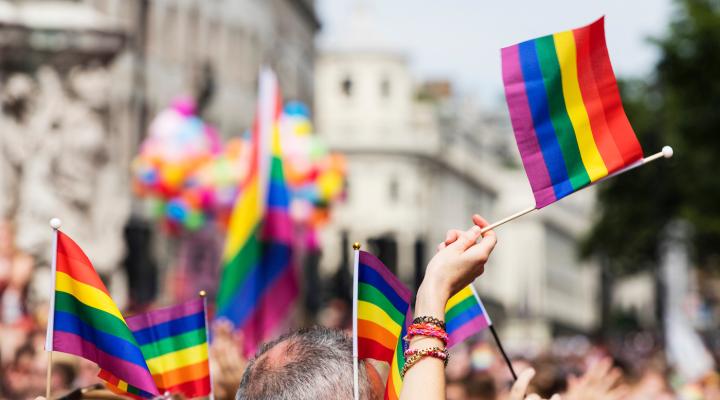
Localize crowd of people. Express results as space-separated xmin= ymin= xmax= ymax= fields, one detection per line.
xmin=1 ymin=216 xmax=719 ymax=399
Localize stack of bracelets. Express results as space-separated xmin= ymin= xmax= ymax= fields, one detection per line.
xmin=400 ymin=316 xmax=450 ymax=378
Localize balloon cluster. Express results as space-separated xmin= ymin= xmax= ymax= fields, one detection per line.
xmin=281 ymin=101 xmax=346 ymax=227
xmin=132 ymin=98 xmax=345 ymax=235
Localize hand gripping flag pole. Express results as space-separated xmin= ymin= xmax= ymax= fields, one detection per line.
xmin=479 ymin=146 xmax=673 ymax=234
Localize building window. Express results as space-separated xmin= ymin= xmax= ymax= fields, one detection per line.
xmin=381 ymin=77 xmax=391 ymax=98
xmin=341 ymin=76 xmax=353 ymax=97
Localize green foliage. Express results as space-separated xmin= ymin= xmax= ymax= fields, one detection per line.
xmin=583 ymin=0 xmax=720 ymax=273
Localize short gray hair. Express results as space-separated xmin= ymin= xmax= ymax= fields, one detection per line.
xmin=236 ymin=327 xmax=375 ymax=400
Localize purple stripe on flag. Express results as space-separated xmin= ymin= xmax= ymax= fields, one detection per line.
xmin=241 ymin=266 xmax=298 ymax=356
xmin=447 ymin=315 xmax=491 ymax=348
xmin=53 ymin=331 xmax=159 ymax=395
xmin=359 ymin=251 xmax=412 ymax=304
xmin=126 ymin=299 xmax=204 ymax=331
xmin=501 ymin=44 xmax=556 ymax=208
xmin=261 ymin=208 xmax=293 ymax=245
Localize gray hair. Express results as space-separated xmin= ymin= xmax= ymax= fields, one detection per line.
xmin=236 ymin=326 xmax=375 ymax=400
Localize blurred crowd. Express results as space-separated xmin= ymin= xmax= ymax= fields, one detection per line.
xmin=2 ymin=216 xmax=720 ymax=400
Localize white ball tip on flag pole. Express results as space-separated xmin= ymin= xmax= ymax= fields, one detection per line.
xmin=49 ymin=218 xmax=62 ymax=230
xmin=662 ymin=146 xmax=674 ymax=159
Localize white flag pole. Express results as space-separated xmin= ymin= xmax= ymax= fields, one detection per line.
xmin=46 ymin=217 xmax=62 ymax=399
xmin=351 ymin=242 xmax=361 ymax=400
xmin=479 ymin=146 xmax=674 ymax=234
xmin=199 ymin=290 xmax=215 ymax=400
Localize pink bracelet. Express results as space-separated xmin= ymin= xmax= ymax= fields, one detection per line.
xmin=404 ymin=323 xmax=449 ymax=345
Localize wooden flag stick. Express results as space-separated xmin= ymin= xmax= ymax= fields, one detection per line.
xmin=479 ymin=146 xmax=674 ymax=234
xmin=490 ymin=325 xmax=517 ymax=381
xmin=46 ymin=217 xmax=62 ymax=400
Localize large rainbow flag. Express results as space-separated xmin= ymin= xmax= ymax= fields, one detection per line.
xmin=353 ymin=250 xmax=412 ymax=400
xmin=99 ymin=298 xmax=211 ymax=399
xmin=216 ymin=68 xmax=298 ymax=356
xmin=446 ymin=285 xmax=492 ymax=348
xmin=501 ymin=17 xmax=644 ymax=208
xmin=47 ymin=231 xmax=159 ymax=396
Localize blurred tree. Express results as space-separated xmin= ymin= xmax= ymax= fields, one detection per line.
xmin=582 ymin=0 xmax=720 ymax=275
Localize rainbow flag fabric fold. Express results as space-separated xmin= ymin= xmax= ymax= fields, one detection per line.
xmin=216 ymin=68 xmax=298 ymax=357
xmin=49 ymin=231 xmax=159 ymax=396
xmin=356 ymin=250 xmax=412 ymax=364
xmin=384 ymin=310 xmax=411 ymax=400
xmin=501 ymin=17 xmax=644 ymax=208
xmin=446 ymin=285 xmax=492 ymax=348
xmin=354 ymin=250 xmax=412 ymax=400
xmin=99 ymin=298 xmax=211 ymax=399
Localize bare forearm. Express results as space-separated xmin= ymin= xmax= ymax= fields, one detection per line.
xmin=399 ymin=283 xmax=449 ymax=400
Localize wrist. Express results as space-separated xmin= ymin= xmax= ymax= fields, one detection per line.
xmin=415 ymin=281 xmax=450 ymax=320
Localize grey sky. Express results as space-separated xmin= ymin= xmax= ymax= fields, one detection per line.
xmin=317 ymin=0 xmax=674 ymax=106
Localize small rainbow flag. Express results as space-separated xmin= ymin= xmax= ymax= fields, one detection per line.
xmin=47 ymin=231 xmax=159 ymax=397
xmin=353 ymin=250 xmax=412 ymax=400
xmin=216 ymin=67 xmax=298 ymax=356
xmin=384 ymin=315 xmax=410 ymax=400
xmin=99 ymin=298 xmax=212 ymax=399
xmin=446 ymin=285 xmax=492 ymax=348
xmin=501 ymin=17 xmax=644 ymax=208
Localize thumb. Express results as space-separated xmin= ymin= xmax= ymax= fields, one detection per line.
xmin=448 ymin=225 xmax=483 ymax=252
xmin=509 ymin=368 xmax=535 ymax=400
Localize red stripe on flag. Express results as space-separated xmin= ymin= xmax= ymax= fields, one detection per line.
xmin=56 ymin=232 xmax=111 ymax=295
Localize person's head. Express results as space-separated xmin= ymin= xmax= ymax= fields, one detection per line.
xmin=236 ymin=326 xmax=381 ymax=400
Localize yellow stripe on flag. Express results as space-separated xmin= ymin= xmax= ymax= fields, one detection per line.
xmin=445 ymin=286 xmax=474 ymax=312
xmin=146 ymin=343 xmax=209 ymax=374
xmin=56 ymin=271 xmax=125 ymax=322
xmin=553 ymin=30 xmax=608 ymax=182
xmin=357 ymin=301 xmax=402 ymax=338
xmin=222 ymin=176 xmax=262 ymax=260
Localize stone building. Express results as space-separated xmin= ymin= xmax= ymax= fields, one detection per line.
xmin=315 ymin=6 xmax=601 ymax=349
xmin=0 ymin=0 xmax=319 ymax=305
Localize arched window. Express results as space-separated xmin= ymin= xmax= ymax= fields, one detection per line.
xmin=380 ymin=76 xmax=391 ymax=98
xmin=341 ymin=76 xmax=353 ymax=97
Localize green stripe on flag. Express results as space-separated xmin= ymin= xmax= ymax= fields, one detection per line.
xmin=358 ymin=283 xmax=405 ymax=326
xmin=54 ymin=291 xmax=138 ymax=345
xmin=535 ymin=35 xmax=590 ymax=190
xmin=139 ymin=328 xmax=207 ymax=360
xmin=217 ymin=225 xmax=261 ymax=309
xmin=445 ymin=296 xmax=480 ymax=322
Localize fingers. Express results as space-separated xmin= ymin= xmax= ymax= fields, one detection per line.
xmin=472 ymin=214 xmax=489 ymax=229
xmin=463 ymin=230 xmax=497 ymax=265
xmin=448 ymin=225 xmax=483 ymax=251
xmin=444 ymin=229 xmax=463 ymax=246
xmin=550 ymin=395 xmax=562 ymax=400
xmin=526 ymin=395 xmax=542 ymax=400
xmin=509 ymin=368 xmax=535 ymax=400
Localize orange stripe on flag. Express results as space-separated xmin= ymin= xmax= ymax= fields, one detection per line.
xmin=357 ymin=319 xmax=398 ymax=352
xmin=153 ymin=359 xmax=210 ymax=390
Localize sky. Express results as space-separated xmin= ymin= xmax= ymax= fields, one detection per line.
xmin=316 ymin=0 xmax=675 ymax=106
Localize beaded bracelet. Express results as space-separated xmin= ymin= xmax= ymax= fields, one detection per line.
xmin=404 ymin=346 xmax=449 ymax=363
xmin=412 ymin=316 xmax=446 ymax=331
xmin=404 ymin=322 xmax=449 ymax=345
xmin=400 ymin=347 xmax=450 ymax=377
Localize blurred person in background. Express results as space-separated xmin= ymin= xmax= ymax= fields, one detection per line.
xmin=0 ymin=217 xmax=34 ymax=326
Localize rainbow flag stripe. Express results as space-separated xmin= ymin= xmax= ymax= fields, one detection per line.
xmin=356 ymin=250 xmax=412 ymax=364
xmin=384 ymin=310 xmax=411 ymax=400
xmin=99 ymin=298 xmax=211 ymax=398
xmin=50 ymin=232 xmax=158 ymax=396
xmin=216 ymin=68 xmax=297 ymax=356
xmin=501 ymin=17 xmax=643 ymax=208
xmin=446 ymin=286 xmax=491 ymax=348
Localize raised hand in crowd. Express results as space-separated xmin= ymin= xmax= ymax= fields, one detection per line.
xmin=505 ymin=369 xmax=561 ymax=400
xmin=401 ymin=214 xmax=497 ymax=400
xmin=209 ymin=319 xmax=248 ymax=399
xmin=563 ymin=358 xmax=628 ymax=400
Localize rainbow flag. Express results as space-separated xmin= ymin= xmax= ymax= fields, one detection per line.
xmin=353 ymin=250 xmax=412 ymax=400
xmin=446 ymin=285 xmax=492 ymax=348
xmin=47 ymin=231 xmax=159 ymax=396
xmin=99 ymin=298 xmax=212 ymax=399
xmin=216 ymin=67 xmax=298 ymax=356
xmin=501 ymin=17 xmax=644 ymax=208
xmin=384 ymin=313 xmax=410 ymax=400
